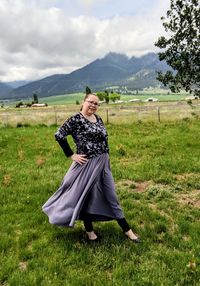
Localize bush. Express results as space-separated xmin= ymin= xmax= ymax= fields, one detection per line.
xmin=16 ymin=123 xmax=31 ymax=128
xmin=15 ymin=101 xmax=24 ymax=108
xmin=187 ymin=99 xmax=192 ymax=105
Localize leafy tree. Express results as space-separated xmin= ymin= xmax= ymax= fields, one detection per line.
xmin=96 ymin=90 xmax=120 ymax=103
xmin=110 ymin=93 xmax=121 ymax=102
xmin=16 ymin=101 xmax=24 ymax=108
xmin=96 ymin=91 xmax=105 ymax=100
xmin=86 ymin=86 xmax=92 ymax=95
xmin=96 ymin=91 xmax=105 ymax=101
xmin=32 ymin=93 xmax=39 ymax=103
xmin=96 ymin=91 xmax=110 ymax=103
xmin=104 ymin=90 xmax=109 ymax=104
xmin=155 ymin=0 xmax=200 ymax=96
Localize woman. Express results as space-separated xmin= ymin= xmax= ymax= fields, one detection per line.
xmin=42 ymin=89 xmax=140 ymax=242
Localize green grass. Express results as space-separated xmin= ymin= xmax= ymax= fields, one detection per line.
xmin=40 ymin=93 xmax=187 ymax=106
xmin=1 ymin=119 xmax=200 ymax=285
xmin=40 ymin=93 xmax=84 ymax=105
xmin=120 ymin=93 xmax=187 ymax=102
xmin=3 ymin=89 xmax=189 ymax=108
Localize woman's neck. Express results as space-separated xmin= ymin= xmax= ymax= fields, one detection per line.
xmin=80 ymin=111 xmax=97 ymax=122
xmin=81 ymin=110 xmax=93 ymax=117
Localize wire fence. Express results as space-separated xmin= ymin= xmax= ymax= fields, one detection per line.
xmin=0 ymin=101 xmax=200 ymax=127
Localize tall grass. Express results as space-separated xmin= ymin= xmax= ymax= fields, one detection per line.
xmin=1 ymin=100 xmax=200 ymax=127
xmin=0 ymin=119 xmax=200 ymax=285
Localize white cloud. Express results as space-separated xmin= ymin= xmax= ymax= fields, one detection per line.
xmin=78 ymin=0 xmax=108 ymax=7
xmin=79 ymin=0 xmax=95 ymax=6
xmin=0 ymin=0 xmax=170 ymax=81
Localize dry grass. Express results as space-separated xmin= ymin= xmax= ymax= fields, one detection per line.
xmin=174 ymin=173 xmax=200 ymax=181
xmin=2 ymin=174 xmax=12 ymax=186
xmin=1 ymin=101 xmax=200 ymax=126
xmin=116 ymin=179 xmax=151 ymax=193
xmin=177 ymin=190 xmax=200 ymax=209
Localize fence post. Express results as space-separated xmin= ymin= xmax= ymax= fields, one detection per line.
xmin=106 ymin=108 xmax=109 ymax=124
xmin=157 ymin=107 xmax=161 ymax=122
xmin=54 ymin=106 xmax=58 ymax=125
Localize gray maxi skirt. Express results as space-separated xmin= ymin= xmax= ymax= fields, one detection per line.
xmin=42 ymin=153 xmax=124 ymax=227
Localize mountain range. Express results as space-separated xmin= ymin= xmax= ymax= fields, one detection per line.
xmin=0 ymin=52 xmax=170 ymax=100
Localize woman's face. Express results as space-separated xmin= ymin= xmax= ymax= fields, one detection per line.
xmin=82 ymin=94 xmax=99 ymax=115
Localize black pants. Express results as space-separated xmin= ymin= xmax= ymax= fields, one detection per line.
xmin=84 ymin=218 xmax=130 ymax=233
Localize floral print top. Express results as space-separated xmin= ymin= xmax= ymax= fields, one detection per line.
xmin=55 ymin=112 xmax=109 ymax=159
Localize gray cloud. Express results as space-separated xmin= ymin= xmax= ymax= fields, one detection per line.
xmin=0 ymin=0 xmax=170 ymax=81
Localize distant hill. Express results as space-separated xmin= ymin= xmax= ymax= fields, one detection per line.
xmin=6 ymin=80 xmax=31 ymax=88
xmin=0 ymin=82 xmax=13 ymax=99
xmin=1 ymin=52 xmax=171 ymax=100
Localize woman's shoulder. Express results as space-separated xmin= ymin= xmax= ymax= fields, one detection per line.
xmin=66 ymin=112 xmax=82 ymax=122
xmin=93 ymin=113 xmax=101 ymax=120
xmin=95 ymin=114 xmax=104 ymax=123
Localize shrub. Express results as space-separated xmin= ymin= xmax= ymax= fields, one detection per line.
xmin=16 ymin=123 xmax=31 ymax=128
xmin=15 ymin=101 xmax=24 ymax=108
xmin=187 ymin=99 xmax=192 ymax=105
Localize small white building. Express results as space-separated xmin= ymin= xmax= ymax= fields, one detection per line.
xmin=145 ymin=97 xmax=158 ymax=102
xmin=31 ymin=103 xmax=48 ymax=107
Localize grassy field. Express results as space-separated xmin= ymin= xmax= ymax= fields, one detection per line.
xmin=4 ymin=90 xmax=188 ymax=107
xmin=0 ymin=118 xmax=200 ymax=285
xmin=1 ymin=99 xmax=200 ymax=127
xmin=40 ymin=92 xmax=187 ymax=106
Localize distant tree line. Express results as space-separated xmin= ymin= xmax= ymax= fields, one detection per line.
xmin=96 ymin=90 xmax=120 ymax=104
xmin=85 ymin=86 xmax=120 ymax=103
xmin=16 ymin=93 xmax=38 ymax=108
xmin=15 ymin=93 xmax=48 ymax=108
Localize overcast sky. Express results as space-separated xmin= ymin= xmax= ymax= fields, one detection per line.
xmin=0 ymin=0 xmax=170 ymax=82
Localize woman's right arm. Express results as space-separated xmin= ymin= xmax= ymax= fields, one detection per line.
xmin=55 ymin=118 xmax=74 ymax=157
xmin=55 ymin=118 xmax=87 ymax=164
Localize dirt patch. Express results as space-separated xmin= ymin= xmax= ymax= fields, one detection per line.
xmin=35 ymin=156 xmax=46 ymax=167
xmin=174 ymin=173 xmax=200 ymax=181
xmin=177 ymin=190 xmax=200 ymax=208
xmin=2 ymin=174 xmax=11 ymax=186
xmin=116 ymin=180 xmax=151 ymax=192
xmin=19 ymin=261 xmax=28 ymax=271
xmin=134 ymin=181 xmax=151 ymax=192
